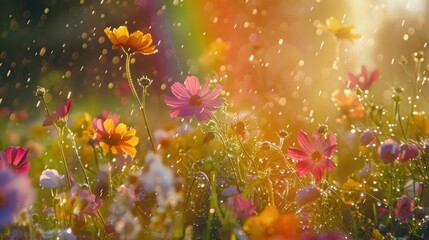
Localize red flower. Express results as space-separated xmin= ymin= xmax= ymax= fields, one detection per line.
xmin=346 ymin=65 xmax=379 ymax=90
xmin=288 ymin=131 xmax=337 ymax=182
xmin=0 ymin=146 xmax=31 ymax=175
xmin=43 ymin=100 xmax=72 ymax=127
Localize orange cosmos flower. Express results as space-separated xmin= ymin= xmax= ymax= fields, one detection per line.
xmin=243 ymin=206 xmax=299 ymax=240
xmin=332 ymin=89 xmax=364 ymax=123
xmin=90 ymin=118 xmax=139 ymax=158
xmin=104 ymin=26 xmax=158 ymax=55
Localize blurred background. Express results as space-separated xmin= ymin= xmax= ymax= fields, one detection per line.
xmin=1 ymin=0 xmax=429 ymax=179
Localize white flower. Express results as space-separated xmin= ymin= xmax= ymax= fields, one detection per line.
xmin=40 ymin=169 xmax=65 ymax=188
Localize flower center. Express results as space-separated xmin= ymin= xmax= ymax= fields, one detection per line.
xmin=311 ymin=151 xmax=322 ymax=162
xmin=105 ymin=133 xmax=123 ymax=147
xmin=189 ymin=95 xmax=203 ymax=106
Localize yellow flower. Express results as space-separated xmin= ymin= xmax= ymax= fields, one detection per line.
xmin=90 ymin=118 xmax=139 ymax=158
xmin=321 ymin=17 xmax=361 ymax=43
xmin=332 ymin=89 xmax=364 ymax=123
xmin=104 ymin=26 xmax=158 ymax=55
xmin=411 ymin=112 xmax=429 ymax=135
xmin=341 ymin=179 xmax=363 ymax=205
xmin=243 ymin=206 xmax=298 ymax=240
xmin=71 ymin=112 xmax=92 ymax=142
xmin=370 ymin=229 xmax=384 ymax=240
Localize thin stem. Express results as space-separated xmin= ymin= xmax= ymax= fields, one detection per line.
xmin=66 ymin=127 xmax=92 ymax=192
xmin=122 ymin=48 xmax=156 ymax=152
xmin=142 ymin=87 xmax=156 ymax=152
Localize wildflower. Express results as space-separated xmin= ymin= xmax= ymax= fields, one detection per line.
xmin=320 ymin=17 xmax=361 ymax=43
xmin=164 ymin=76 xmax=224 ymax=121
xmin=0 ymin=146 xmax=31 ymax=175
xmin=243 ymin=206 xmax=299 ymax=240
xmin=346 ymin=65 xmax=379 ymax=90
xmin=288 ymin=130 xmax=337 ymax=182
xmin=153 ymin=128 xmax=175 ymax=149
xmin=398 ymin=143 xmax=419 ymax=162
xmin=139 ymin=152 xmax=182 ymax=208
xmin=332 ymin=89 xmax=364 ymax=123
xmin=341 ymin=179 xmax=363 ymax=205
xmin=40 ymin=169 xmax=65 ymax=188
xmin=227 ymin=194 xmax=257 ymax=218
xmin=90 ymin=118 xmax=139 ymax=158
xmin=42 ymin=100 xmax=72 ymax=127
xmin=296 ymin=185 xmax=321 ymax=207
xmin=395 ymin=196 xmax=413 ymax=222
xmin=69 ymin=185 xmax=102 ymax=218
xmin=411 ymin=113 xmax=429 ymax=135
xmin=104 ymin=26 xmax=157 ymax=55
xmin=360 ymin=131 xmax=375 ymax=146
xmin=0 ymin=168 xmax=34 ymax=228
xmin=378 ymin=139 xmax=400 ymax=164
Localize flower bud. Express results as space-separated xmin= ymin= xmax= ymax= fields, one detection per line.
xmin=138 ymin=76 xmax=153 ymax=87
xmin=35 ymin=86 xmax=46 ymax=97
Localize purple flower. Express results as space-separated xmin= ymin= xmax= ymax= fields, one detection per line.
xmin=165 ymin=76 xmax=224 ymax=121
xmin=378 ymin=139 xmax=400 ymax=164
xmin=0 ymin=168 xmax=34 ymax=228
xmin=359 ymin=131 xmax=375 ymax=146
xmin=296 ymin=185 xmax=322 ymax=207
xmin=395 ymin=196 xmax=413 ymax=222
xmin=0 ymin=146 xmax=30 ymax=175
xmin=227 ymin=194 xmax=256 ymax=218
xmin=40 ymin=169 xmax=65 ymax=188
xmin=398 ymin=144 xmax=419 ymax=162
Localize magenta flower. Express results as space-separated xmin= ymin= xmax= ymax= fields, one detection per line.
xmin=296 ymin=185 xmax=322 ymax=207
xmin=0 ymin=146 xmax=31 ymax=175
xmin=288 ymin=130 xmax=337 ymax=182
xmin=69 ymin=185 xmax=102 ymax=218
xmin=395 ymin=196 xmax=414 ymax=222
xmin=359 ymin=131 xmax=375 ymax=146
xmin=0 ymin=168 xmax=34 ymax=228
xmin=165 ymin=76 xmax=224 ymax=121
xmin=398 ymin=144 xmax=419 ymax=162
xmin=227 ymin=194 xmax=256 ymax=218
xmin=346 ymin=65 xmax=379 ymax=90
xmin=43 ymin=99 xmax=72 ymax=126
xmin=378 ymin=139 xmax=400 ymax=164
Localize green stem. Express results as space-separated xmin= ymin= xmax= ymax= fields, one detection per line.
xmin=266 ymin=170 xmax=276 ymax=207
xmin=66 ymin=127 xmax=92 ymax=192
xmin=204 ymin=170 xmax=224 ymax=240
xmin=123 ymin=49 xmax=156 ymax=152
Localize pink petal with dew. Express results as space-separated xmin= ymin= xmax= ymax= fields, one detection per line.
xmin=297 ymin=130 xmax=314 ymax=153
xmin=202 ymin=98 xmax=224 ymax=108
xmin=164 ymin=96 xmax=189 ymax=108
xmin=324 ymin=159 xmax=336 ymax=171
xmin=323 ymin=144 xmax=337 ymax=157
xmin=311 ymin=165 xmax=324 ymax=182
xmin=288 ymin=148 xmax=309 ymax=161
xmin=322 ymin=133 xmax=337 ymax=150
xmin=195 ymin=109 xmax=213 ymax=121
xmin=296 ymin=160 xmax=314 ymax=176
xmin=169 ymin=106 xmax=196 ymax=118
xmin=171 ymin=82 xmax=191 ymax=99
xmin=203 ymin=85 xmax=223 ymax=100
xmin=184 ymin=76 xmax=200 ymax=96
xmin=199 ymin=79 xmax=210 ymax=96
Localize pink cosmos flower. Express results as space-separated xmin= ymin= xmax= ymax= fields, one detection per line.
xmin=346 ymin=65 xmax=379 ymax=90
xmin=43 ymin=100 xmax=72 ymax=126
xmin=398 ymin=144 xmax=419 ymax=162
xmin=0 ymin=146 xmax=31 ymax=175
xmin=395 ymin=196 xmax=414 ymax=222
xmin=288 ymin=130 xmax=337 ymax=182
xmin=227 ymin=194 xmax=257 ymax=218
xmin=164 ymin=76 xmax=224 ymax=121
xmin=378 ymin=139 xmax=400 ymax=164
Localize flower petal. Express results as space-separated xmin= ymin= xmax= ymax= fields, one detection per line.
xmin=287 ymin=148 xmax=309 ymax=162
xmin=184 ymin=76 xmax=201 ymax=96
xmin=170 ymin=82 xmax=191 ymax=99
xmin=297 ymin=130 xmax=314 ymax=153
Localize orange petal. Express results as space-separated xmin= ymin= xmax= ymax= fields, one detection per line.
xmin=114 ymin=26 xmax=129 ymax=46
xmin=103 ymin=119 xmax=115 ymax=135
xmin=120 ymin=144 xmax=137 ymax=158
xmin=104 ymin=28 xmax=119 ymax=46
xmin=115 ymin=123 xmax=127 ymax=136
xmin=127 ymin=31 xmax=144 ymax=49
